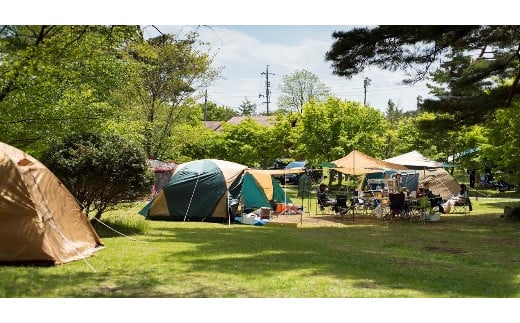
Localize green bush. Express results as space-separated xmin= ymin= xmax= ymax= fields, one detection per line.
xmin=41 ymin=132 xmax=153 ymax=219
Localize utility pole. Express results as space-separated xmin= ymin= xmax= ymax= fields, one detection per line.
xmin=363 ymin=77 xmax=371 ymax=106
xmin=260 ymin=65 xmax=274 ymax=115
xmin=203 ymin=89 xmax=208 ymax=121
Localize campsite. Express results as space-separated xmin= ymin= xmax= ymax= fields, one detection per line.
xmin=1 ymin=142 xmax=519 ymax=299
xmin=2 ymin=26 xmax=520 ymax=323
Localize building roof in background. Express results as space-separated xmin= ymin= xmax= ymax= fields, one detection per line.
xmin=203 ymin=121 xmax=223 ymax=131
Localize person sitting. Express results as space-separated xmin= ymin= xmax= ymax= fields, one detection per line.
xmin=418 ymin=181 xmax=444 ymax=212
xmin=416 ymin=181 xmax=433 ymax=198
xmin=443 ymin=183 xmax=473 ymax=213
xmin=454 ymin=183 xmax=473 ymax=211
xmin=317 ymin=183 xmax=336 ymax=211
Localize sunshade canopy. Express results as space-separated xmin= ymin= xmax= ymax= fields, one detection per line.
xmin=330 ymin=150 xmax=408 ymax=175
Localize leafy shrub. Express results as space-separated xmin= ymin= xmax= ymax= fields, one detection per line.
xmin=42 ymin=132 xmax=153 ymax=219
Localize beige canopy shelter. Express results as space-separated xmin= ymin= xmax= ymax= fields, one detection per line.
xmin=330 ymin=150 xmax=409 ymax=175
xmin=0 ymin=142 xmax=103 ymax=266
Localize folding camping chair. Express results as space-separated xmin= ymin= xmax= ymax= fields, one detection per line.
xmin=317 ymin=189 xmax=336 ymax=214
xmin=388 ymin=192 xmax=408 ymax=220
xmin=352 ymin=190 xmax=370 ymax=215
xmin=452 ymin=194 xmax=472 ymax=214
xmin=417 ymin=196 xmax=431 ymax=222
xmin=333 ymin=195 xmax=355 ymax=220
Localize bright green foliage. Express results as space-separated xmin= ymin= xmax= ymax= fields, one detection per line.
xmin=200 ymin=101 xmax=237 ymax=121
xmin=124 ymin=32 xmax=220 ymax=159
xmin=296 ymin=97 xmax=387 ymax=165
xmin=181 ymin=114 xmax=292 ymax=168
xmin=0 ymin=25 xmax=142 ymax=156
xmin=481 ymin=101 xmax=520 ymax=184
xmin=277 ymin=69 xmax=331 ymax=113
xmin=237 ymin=97 xmax=257 ymax=116
xmin=179 ymin=125 xmax=223 ymax=161
xmin=41 ymin=132 xmax=153 ymax=219
xmin=214 ymin=118 xmax=276 ymax=168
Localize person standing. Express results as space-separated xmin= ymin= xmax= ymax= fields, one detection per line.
xmin=469 ymin=169 xmax=476 ymax=188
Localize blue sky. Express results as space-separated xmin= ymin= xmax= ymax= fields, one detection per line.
xmin=7 ymin=1 xmax=512 ymax=115
xmin=147 ymin=25 xmax=433 ymax=113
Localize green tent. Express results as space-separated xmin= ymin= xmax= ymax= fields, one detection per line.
xmin=272 ymin=176 xmax=290 ymax=204
xmin=241 ymin=172 xmax=271 ymax=210
xmin=139 ymin=160 xmax=289 ymax=222
xmin=243 ymin=170 xmax=292 ymax=208
xmin=140 ymin=159 xmax=247 ymax=222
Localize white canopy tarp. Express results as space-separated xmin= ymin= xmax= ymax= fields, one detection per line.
xmin=384 ymin=150 xmax=444 ymax=169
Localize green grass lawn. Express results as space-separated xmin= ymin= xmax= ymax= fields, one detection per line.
xmin=1 ymin=197 xmax=519 ymax=299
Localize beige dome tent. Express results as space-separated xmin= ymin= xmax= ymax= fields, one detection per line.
xmin=0 ymin=142 xmax=103 ymax=266
xmin=384 ymin=151 xmax=460 ymax=200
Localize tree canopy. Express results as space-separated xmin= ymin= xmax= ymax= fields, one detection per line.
xmin=277 ymin=69 xmax=331 ymax=113
xmin=0 ymin=25 xmax=142 ymax=154
xmin=325 ymin=25 xmax=520 ymax=127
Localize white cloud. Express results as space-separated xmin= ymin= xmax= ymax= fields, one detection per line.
xmin=147 ymin=25 xmax=434 ymax=113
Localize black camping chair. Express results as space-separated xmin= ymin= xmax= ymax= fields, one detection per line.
xmin=388 ymin=192 xmax=407 ymax=220
xmin=317 ymin=189 xmax=336 ymax=213
xmin=333 ymin=195 xmax=355 ymax=220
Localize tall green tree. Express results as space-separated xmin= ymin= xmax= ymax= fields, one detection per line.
xmin=237 ymin=97 xmax=257 ymax=116
xmin=277 ymin=69 xmax=331 ymax=113
xmin=126 ymin=32 xmax=219 ymax=159
xmin=296 ymin=97 xmax=388 ymax=165
xmin=200 ymin=101 xmax=236 ymax=121
xmin=481 ymin=101 xmax=520 ymax=185
xmin=0 ymin=25 xmax=141 ymax=155
xmin=385 ymin=99 xmax=404 ymax=124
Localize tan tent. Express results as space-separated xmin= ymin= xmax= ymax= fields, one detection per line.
xmin=0 ymin=142 xmax=103 ymax=266
xmin=419 ymin=168 xmax=460 ymax=200
xmin=330 ymin=150 xmax=409 ymax=175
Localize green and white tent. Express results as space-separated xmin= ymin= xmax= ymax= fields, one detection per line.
xmin=139 ymin=159 xmax=291 ymax=222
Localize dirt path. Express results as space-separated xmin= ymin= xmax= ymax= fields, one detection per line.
xmin=268 ymin=212 xmax=383 ymax=227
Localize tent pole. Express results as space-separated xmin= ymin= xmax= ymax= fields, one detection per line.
xmin=227 ymin=191 xmax=231 ymax=226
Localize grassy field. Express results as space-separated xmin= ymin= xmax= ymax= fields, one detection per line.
xmin=1 ymin=196 xmax=519 ymax=299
